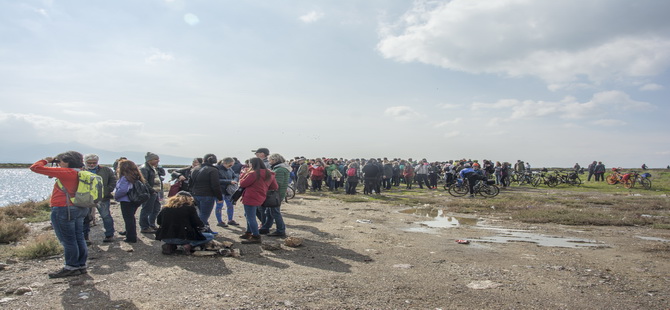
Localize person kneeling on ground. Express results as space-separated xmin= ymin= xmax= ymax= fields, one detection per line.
xmin=155 ymin=191 xmax=214 ymax=255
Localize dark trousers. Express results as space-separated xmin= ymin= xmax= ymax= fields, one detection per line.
xmin=587 ymin=171 xmax=595 ymax=181
xmin=417 ymin=174 xmax=430 ymax=188
xmin=405 ymin=175 xmax=413 ymax=189
xmin=429 ymin=174 xmax=438 ymax=188
xmin=120 ymin=201 xmax=141 ymax=242
xmin=382 ymin=178 xmax=392 ymax=189
xmin=311 ymin=179 xmax=322 ymax=191
xmin=595 ymin=173 xmax=604 ymax=181
xmin=346 ymin=181 xmax=358 ymax=194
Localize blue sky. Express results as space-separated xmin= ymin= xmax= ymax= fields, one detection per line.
xmin=1 ymin=0 xmax=668 ymax=167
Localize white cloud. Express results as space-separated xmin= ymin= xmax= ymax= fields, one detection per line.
xmin=145 ymin=49 xmax=174 ymax=64
xmin=437 ymin=103 xmax=462 ymax=109
xmin=184 ymin=13 xmax=200 ymax=26
xmin=63 ymin=110 xmax=98 ymax=117
xmin=434 ymin=118 xmax=462 ymax=128
xmin=471 ymin=91 xmax=652 ymax=121
xmin=639 ymin=83 xmax=664 ymax=91
xmin=377 ymin=0 xmax=670 ymax=89
xmin=444 ymin=131 xmax=460 ymax=138
xmin=299 ymin=11 xmax=324 ymax=24
xmin=592 ymin=119 xmax=624 ymax=127
xmin=383 ymin=106 xmax=422 ymax=121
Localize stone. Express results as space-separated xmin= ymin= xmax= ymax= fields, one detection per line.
xmin=13 ymin=287 xmax=32 ymax=295
xmin=261 ymin=243 xmax=281 ymax=251
xmin=284 ymin=237 xmax=303 ymax=248
xmin=467 ymin=280 xmax=503 ymax=290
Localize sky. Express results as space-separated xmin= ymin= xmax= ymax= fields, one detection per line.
xmin=1 ymin=0 xmax=669 ymax=168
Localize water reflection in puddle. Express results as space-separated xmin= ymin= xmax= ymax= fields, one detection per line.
xmin=635 ymin=236 xmax=669 ymax=242
xmin=400 ymin=208 xmax=478 ymax=228
xmin=471 ymin=227 xmax=604 ymax=248
xmin=400 ymin=207 xmax=606 ymax=248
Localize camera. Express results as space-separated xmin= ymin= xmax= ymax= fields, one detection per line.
xmin=51 ymin=158 xmax=61 ymax=164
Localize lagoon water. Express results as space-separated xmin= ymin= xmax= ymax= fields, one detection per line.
xmin=0 ymin=169 xmax=55 ymax=207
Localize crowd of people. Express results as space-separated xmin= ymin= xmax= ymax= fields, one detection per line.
xmin=31 ymin=149 xmax=619 ymax=279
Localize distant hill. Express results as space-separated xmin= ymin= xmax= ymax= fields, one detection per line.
xmin=0 ymin=142 xmax=193 ymax=165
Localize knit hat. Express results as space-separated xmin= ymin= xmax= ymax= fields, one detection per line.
xmin=145 ymin=152 xmax=159 ymax=162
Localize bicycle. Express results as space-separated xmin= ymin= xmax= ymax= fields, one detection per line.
xmin=448 ymin=178 xmax=499 ymax=198
xmin=285 ymin=182 xmax=296 ymax=202
xmin=608 ymin=171 xmax=652 ymax=189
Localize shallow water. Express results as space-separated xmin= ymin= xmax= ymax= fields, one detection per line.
xmin=0 ymin=168 xmax=54 ymax=207
xmin=401 ymin=207 xmax=606 ymax=248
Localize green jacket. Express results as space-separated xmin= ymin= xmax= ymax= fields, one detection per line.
xmin=272 ymin=163 xmax=291 ymax=201
xmin=326 ymin=164 xmax=339 ymax=176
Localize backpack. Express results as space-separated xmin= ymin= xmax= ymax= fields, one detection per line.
xmin=57 ymin=171 xmax=103 ymax=208
xmin=128 ymin=179 xmax=151 ymax=203
xmin=347 ymin=168 xmax=356 ymax=177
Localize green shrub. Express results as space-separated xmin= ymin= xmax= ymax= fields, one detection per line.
xmin=0 ymin=219 xmax=30 ymax=243
xmin=14 ymin=234 xmax=62 ymax=259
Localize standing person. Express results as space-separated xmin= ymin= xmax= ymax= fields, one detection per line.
xmin=587 ymin=161 xmax=597 ymax=181
xmin=309 ymin=160 xmax=325 ymax=191
xmin=573 ymin=163 xmax=581 ymax=172
xmin=494 ymin=161 xmax=503 ymax=185
xmin=594 ymin=161 xmax=606 ymax=182
xmin=189 ymin=154 xmax=224 ymax=233
xmin=82 ymin=154 xmax=117 ymax=243
xmin=239 ymin=157 xmax=278 ymax=244
xmin=114 ymin=159 xmax=146 ymax=244
xmin=139 ymin=152 xmax=163 ymax=233
xmin=428 ymin=162 xmax=439 ymax=189
xmin=260 ymin=153 xmax=289 ymax=237
xmin=414 ymin=160 xmax=431 ymax=189
xmin=215 ymin=157 xmax=240 ymax=227
xmin=30 ymin=151 xmax=88 ymax=278
xmin=296 ymin=157 xmax=310 ymax=194
xmin=392 ymin=161 xmax=401 ymax=187
xmin=155 ymin=191 xmax=214 ymax=255
xmin=252 ymin=148 xmax=271 ymax=168
xmin=403 ymin=163 xmax=415 ymax=189
xmin=326 ymin=159 xmax=339 ymax=191
xmin=362 ymin=159 xmax=381 ymax=194
xmin=345 ymin=162 xmax=360 ymax=194
xmin=170 ymin=158 xmax=203 ymax=193
xmin=382 ymin=160 xmax=393 ymax=190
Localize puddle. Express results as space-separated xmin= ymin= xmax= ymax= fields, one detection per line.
xmin=635 ymin=236 xmax=670 ymax=242
xmin=400 ymin=208 xmax=478 ymax=228
xmin=401 ymin=207 xmax=606 ymax=248
xmin=470 ymin=227 xmax=605 ymax=248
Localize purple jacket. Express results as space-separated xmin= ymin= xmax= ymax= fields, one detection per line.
xmin=114 ymin=176 xmax=132 ymax=202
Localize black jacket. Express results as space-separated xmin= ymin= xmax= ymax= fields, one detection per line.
xmin=155 ymin=204 xmax=206 ymax=241
xmin=189 ymin=164 xmax=224 ymax=200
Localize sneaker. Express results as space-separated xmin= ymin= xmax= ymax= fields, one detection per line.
xmin=267 ymin=231 xmax=286 ymax=238
xmin=241 ymin=235 xmax=261 ymax=244
xmin=216 ymin=222 xmax=229 ymax=228
xmin=239 ymin=232 xmax=252 ymax=240
xmin=258 ymin=229 xmax=269 ymax=235
xmin=78 ymin=267 xmax=88 ymax=274
xmin=48 ymin=268 xmax=80 ymax=279
xmin=227 ymin=220 xmax=240 ymax=226
xmin=161 ymin=243 xmax=176 ymax=255
xmin=140 ymin=228 xmax=156 ymax=233
xmin=118 ymin=231 xmax=127 ymax=236
xmin=103 ymin=236 xmax=114 ymax=243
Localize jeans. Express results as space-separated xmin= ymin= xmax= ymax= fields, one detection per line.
xmin=194 ymin=196 xmax=216 ymax=228
xmin=346 ymin=181 xmax=358 ymax=194
xmin=215 ymin=198 xmax=234 ymax=223
xmin=51 ymin=206 xmax=88 ymax=270
xmin=139 ymin=193 xmax=161 ymax=230
xmin=120 ymin=201 xmax=141 ymax=242
xmin=83 ymin=200 xmax=115 ymax=238
xmin=260 ymin=204 xmax=285 ymax=234
xmin=417 ymin=174 xmax=430 ymax=188
xmin=163 ymin=232 xmax=214 ymax=247
xmin=243 ymin=205 xmax=260 ymax=236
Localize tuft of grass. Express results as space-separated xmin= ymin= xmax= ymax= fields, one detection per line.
xmin=0 ymin=219 xmax=30 ymax=243
xmin=14 ymin=234 xmax=62 ymax=259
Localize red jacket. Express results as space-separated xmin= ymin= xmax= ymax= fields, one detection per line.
xmin=309 ymin=165 xmax=325 ymax=180
xmin=239 ymin=169 xmax=278 ymax=206
xmin=30 ymin=160 xmax=79 ymax=207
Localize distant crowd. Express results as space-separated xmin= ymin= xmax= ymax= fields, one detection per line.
xmin=31 ymin=147 xmax=654 ymax=279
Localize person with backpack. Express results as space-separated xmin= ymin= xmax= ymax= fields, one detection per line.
xmin=114 ymin=159 xmax=146 ymax=244
xmin=259 ymin=153 xmax=290 ymax=237
xmin=82 ymin=154 xmax=117 ymax=244
xmin=345 ymin=162 xmax=359 ymax=195
xmin=30 ymin=151 xmax=89 ymax=278
xmin=238 ymin=157 xmax=279 ymax=244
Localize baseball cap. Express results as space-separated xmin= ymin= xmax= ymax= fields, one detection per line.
xmin=252 ymin=148 xmax=270 ymax=155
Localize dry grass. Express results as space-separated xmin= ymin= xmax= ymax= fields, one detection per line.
xmin=14 ymin=234 xmax=62 ymax=259
xmin=0 ymin=219 xmax=30 ymax=243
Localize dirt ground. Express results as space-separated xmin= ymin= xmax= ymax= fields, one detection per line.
xmin=1 ymin=190 xmax=669 ymax=309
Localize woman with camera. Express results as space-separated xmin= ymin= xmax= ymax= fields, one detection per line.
xmin=30 ymin=151 xmax=89 ymax=278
